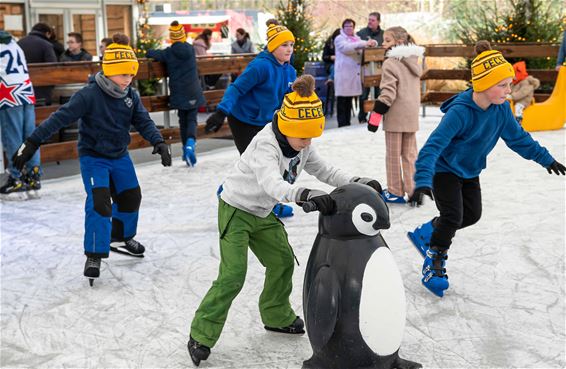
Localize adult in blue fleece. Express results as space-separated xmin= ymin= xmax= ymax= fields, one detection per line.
xmin=407 ymin=41 xmax=565 ymax=298
xmin=205 ymin=49 xmax=296 ymax=154
xmin=12 ymin=35 xmax=171 ymax=284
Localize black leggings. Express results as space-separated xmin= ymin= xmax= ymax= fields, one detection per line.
xmin=227 ymin=115 xmax=265 ymax=155
xmin=430 ymin=172 xmax=482 ymax=250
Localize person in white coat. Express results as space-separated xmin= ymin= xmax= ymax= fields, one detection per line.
xmin=333 ymin=19 xmax=377 ymax=127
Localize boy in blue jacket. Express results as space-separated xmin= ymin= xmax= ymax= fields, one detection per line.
xmin=147 ymin=21 xmax=204 ymax=166
xmin=12 ymin=34 xmax=172 ymax=285
xmin=205 ymin=23 xmax=297 ymax=217
xmin=407 ymin=41 xmax=565 ymax=297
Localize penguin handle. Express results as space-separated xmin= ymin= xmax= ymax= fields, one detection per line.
xmin=302 ymin=201 xmax=318 ymax=213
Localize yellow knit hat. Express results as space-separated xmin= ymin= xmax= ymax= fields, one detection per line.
xmin=471 ymin=49 xmax=514 ymax=92
xmin=102 ymin=43 xmax=139 ymax=77
xmin=277 ymin=75 xmax=325 ymax=138
xmin=266 ymin=24 xmax=295 ymax=52
xmin=169 ymin=21 xmax=187 ymax=43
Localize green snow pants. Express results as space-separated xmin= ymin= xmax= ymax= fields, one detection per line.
xmin=190 ymin=199 xmax=297 ymax=348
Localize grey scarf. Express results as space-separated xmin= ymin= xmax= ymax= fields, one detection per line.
xmin=95 ymin=72 xmax=129 ymax=98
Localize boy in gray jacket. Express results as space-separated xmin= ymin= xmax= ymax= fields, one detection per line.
xmin=187 ymin=75 xmax=382 ymax=366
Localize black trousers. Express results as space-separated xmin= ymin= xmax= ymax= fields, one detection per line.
xmin=178 ymin=108 xmax=198 ymax=146
xmin=227 ymin=115 xmax=264 ymax=155
xmin=357 ymin=86 xmax=380 ymax=121
xmin=430 ymin=172 xmax=482 ymax=250
xmin=336 ymin=96 xmax=353 ymax=127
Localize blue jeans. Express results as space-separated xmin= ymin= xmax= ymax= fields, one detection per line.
xmin=0 ymin=104 xmax=41 ymax=178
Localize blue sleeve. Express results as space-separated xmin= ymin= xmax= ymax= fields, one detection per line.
xmin=557 ymin=31 xmax=566 ymax=67
xmin=146 ymin=49 xmax=165 ymax=62
xmin=500 ymin=108 xmax=554 ymax=167
xmin=130 ymin=93 xmax=164 ymax=146
xmin=28 ymin=92 xmax=87 ymax=145
xmin=217 ymin=63 xmax=264 ymax=115
xmin=414 ymin=109 xmax=464 ymax=188
xmin=287 ymin=67 xmax=297 ymax=93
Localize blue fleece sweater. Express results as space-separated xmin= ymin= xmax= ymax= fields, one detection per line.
xmin=414 ymin=89 xmax=554 ymax=189
xmin=217 ymin=50 xmax=296 ymax=126
xmin=29 ymin=81 xmax=163 ymax=159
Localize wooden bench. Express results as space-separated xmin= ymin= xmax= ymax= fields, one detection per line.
xmin=27 ymin=54 xmax=256 ymax=163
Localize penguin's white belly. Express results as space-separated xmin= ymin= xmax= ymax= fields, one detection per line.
xmin=358 ymin=247 xmax=406 ymax=355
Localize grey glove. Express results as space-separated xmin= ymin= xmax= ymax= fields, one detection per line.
xmin=297 ymin=188 xmax=335 ymax=215
xmin=352 ymin=177 xmax=383 ymax=194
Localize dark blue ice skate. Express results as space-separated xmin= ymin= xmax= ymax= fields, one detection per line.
xmin=184 ymin=138 xmax=197 ymax=167
xmin=273 ymin=203 xmax=294 ymax=218
xmin=421 ymin=247 xmax=449 ymax=297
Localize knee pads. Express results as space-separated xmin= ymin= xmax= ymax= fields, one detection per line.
xmin=115 ymin=186 xmax=142 ymax=213
xmin=92 ymin=187 xmax=112 ymax=217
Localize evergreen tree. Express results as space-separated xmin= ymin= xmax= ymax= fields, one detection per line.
xmin=275 ymin=0 xmax=320 ymax=74
xmin=449 ymin=0 xmax=564 ymax=68
xmin=135 ymin=0 xmax=162 ymax=96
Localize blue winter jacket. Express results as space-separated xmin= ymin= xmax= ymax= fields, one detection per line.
xmin=217 ymin=50 xmax=296 ymax=126
xmin=414 ymin=89 xmax=554 ymax=189
xmin=147 ymin=42 xmax=204 ymax=110
xmin=29 ymin=81 xmax=164 ymax=159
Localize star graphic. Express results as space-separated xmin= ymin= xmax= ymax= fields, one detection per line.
xmin=0 ymin=80 xmax=18 ymax=106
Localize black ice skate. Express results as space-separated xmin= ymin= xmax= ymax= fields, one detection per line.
xmin=187 ymin=336 xmax=210 ymax=366
xmin=23 ymin=166 xmax=41 ymax=199
xmin=0 ymin=176 xmax=28 ymax=201
xmin=110 ymin=239 xmax=145 ymax=257
xmin=84 ymin=256 xmax=101 ymax=287
xmin=264 ymin=316 xmax=305 ymax=334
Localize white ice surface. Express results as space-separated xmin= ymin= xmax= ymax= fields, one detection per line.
xmin=1 ymin=108 xmax=565 ymax=368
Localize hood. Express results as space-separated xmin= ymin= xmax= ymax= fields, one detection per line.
xmin=521 ymin=75 xmax=541 ymax=89
xmin=386 ymin=44 xmax=424 ymax=77
xmin=440 ymin=88 xmax=484 ymax=114
xmin=257 ymin=49 xmax=289 ymax=67
xmin=0 ymin=30 xmax=12 ymax=44
xmin=171 ymin=42 xmax=191 ymax=58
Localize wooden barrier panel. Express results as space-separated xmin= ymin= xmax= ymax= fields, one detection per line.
xmin=38 ymin=124 xmax=232 ymax=163
xmin=423 ymin=43 xmax=559 ymax=58
xmin=421 ymin=69 xmax=557 ymax=83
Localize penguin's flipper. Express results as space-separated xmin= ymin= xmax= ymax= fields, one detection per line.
xmin=306 ymin=266 xmax=340 ymax=351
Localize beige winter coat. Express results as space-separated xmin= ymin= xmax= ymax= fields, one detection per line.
xmin=510 ymin=76 xmax=540 ymax=107
xmin=377 ymin=44 xmax=424 ymax=132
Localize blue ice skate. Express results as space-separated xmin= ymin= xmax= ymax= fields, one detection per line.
xmin=422 ymin=247 xmax=449 ymax=297
xmin=273 ymin=203 xmax=294 ymax=218
xmin=407 ymin=220 xmax=434 ymax=258
xmin=381 ymin=189 xmax=406 ymax=204
xmin=216 ymin=184 xmax=223 ymax=199
xmin=184 ymin=138 xmax=197 ymax=167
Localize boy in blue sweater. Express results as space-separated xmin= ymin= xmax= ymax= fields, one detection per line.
xmin=12 ymin=34 xmax=172 ymax=285
xmin=205 ymin=23 xmax=297 ymax=217
xmin=147 ymin=21 xmax=204 ymax=166
xmin=407 ymin=41 xmax=565 ymax=297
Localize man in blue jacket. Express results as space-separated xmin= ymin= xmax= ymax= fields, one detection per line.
xmin=147 ymin=21 xmax=204 ymax=166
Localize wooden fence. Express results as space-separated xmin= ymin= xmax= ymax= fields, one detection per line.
xmin=29 ymin=43 xmax=560 ymax=163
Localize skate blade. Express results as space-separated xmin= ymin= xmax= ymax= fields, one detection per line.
xmin=26 ymin=190 xmax=41 ymax=200
xmin=407 ymin=232 xmax=427 ymax=258
xmin=0 ymin=192 xmax=29 ymax=201
xmin=110 ymin=246 xmax=144 ymax=258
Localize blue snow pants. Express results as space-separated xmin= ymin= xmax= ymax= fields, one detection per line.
xmin=79 ymin=155 xmax=141 ymax=258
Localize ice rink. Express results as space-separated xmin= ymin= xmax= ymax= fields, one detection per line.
xmin=1 ymin=109 xmax=565 ymax=368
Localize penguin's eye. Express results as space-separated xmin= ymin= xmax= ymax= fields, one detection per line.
xmin=352 ymin=203 xmax=380 ymax=236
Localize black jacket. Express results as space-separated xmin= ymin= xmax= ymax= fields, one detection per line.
xmin=356 ymin=27 xmax=384 ymax=46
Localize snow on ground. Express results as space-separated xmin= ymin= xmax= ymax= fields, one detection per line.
xmin=1 ymin=109 xmax=565 ymax=368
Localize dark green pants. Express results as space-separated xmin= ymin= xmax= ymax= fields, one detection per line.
xmin=190 ymin=199 xmax=297 ymax=348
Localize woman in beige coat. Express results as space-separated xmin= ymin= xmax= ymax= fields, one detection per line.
xmin=369 ymin=26 xmax=424 ymax=203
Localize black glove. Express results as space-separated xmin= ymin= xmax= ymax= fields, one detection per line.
xmin=205 ymin=110 xmax=227 ymax=134
xmin=12 ymin=139 xmax=40 ymax=171
xmin=546 ymin=160 xmax=566 ymax=175
xmin=352 ymin=177 xmax=382 ymax=194
xmin=408 ymin=187 xmax=434 ymax=207
xmin=152 ymin=142 xmax=171 ymax=167
xmin=297 ymin=188 xmax=336 ymax=215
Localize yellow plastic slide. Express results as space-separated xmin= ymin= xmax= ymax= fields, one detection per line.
xmin=521 ymin=66 xmax=566 ymax=132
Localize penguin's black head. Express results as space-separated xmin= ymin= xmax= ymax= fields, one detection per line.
xmin=319 ymin=183 xmax=390 ymax=238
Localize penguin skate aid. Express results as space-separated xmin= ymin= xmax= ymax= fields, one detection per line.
xmin=10 ymin=33 xmax=172 ymax=287
xmin=187 ymin=75 xmax=385 ymax=366
xmin=302 ymin=183 xmax=422 ymax=369
xmin=408 ymin=40 xmax=566 ymax=298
